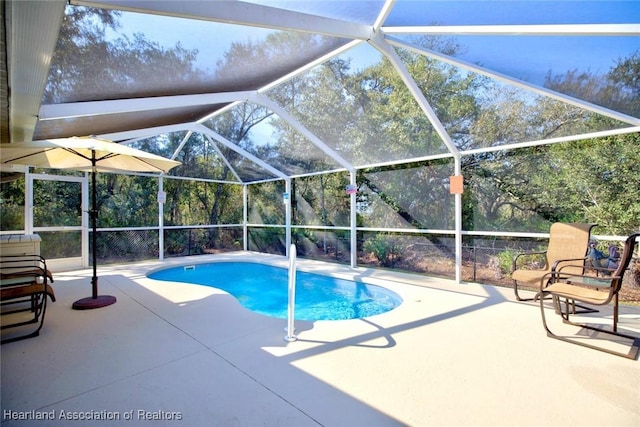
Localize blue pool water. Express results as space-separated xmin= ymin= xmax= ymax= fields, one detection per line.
xmin=148 ymin=262 xmax=402 ymax=321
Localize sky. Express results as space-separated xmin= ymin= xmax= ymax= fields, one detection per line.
xmin=104 ymin=1 xmax=639 ymax=85
xmin=106 ymin=11 xmax=275 ymax=74
xmin=95 ymin=0 xmax=640 ymax=147
xmin=385 ymin=0 xmax=640 ymax=26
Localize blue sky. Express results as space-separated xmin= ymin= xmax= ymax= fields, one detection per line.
xmin=106 ymin=11 xmax=276 ymax=74
xmin=386 ymin=0 xmax=640 ymax=26
xmin=95 ymin=1 xmax=638 ymax=146
xmin=105 ymin=1 xmax=639 ymax=85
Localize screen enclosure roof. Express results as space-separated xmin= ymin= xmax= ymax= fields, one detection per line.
xmin=3 ymin=0 xmax=640 ymax=182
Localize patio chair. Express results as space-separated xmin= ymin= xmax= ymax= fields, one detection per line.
xmin=1 ymin=255 xmax=55 ymax=344
xmin=511 ymin=223 xmax=596 ymax=301
xmin=538 ymin=232 xmax=640 ymax=359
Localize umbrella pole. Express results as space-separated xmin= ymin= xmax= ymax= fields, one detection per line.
xmin=91 ymin=165 xmax=98 ymax=298
xmin=72 ymin=154 xmax=116 ymax=310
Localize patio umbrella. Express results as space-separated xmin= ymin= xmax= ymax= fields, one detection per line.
xmin=0 ymin=136 xmax=181 ymax=309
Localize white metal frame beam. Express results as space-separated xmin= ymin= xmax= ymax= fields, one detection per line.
xmin=165 ymin=130 xmax=244 ymax=183
xmin=99 ymin=122 xmax=287 ymax=181
xmin=250 ymin=93 xmax=354 ymax=172
xmin=368 ymin=32 xmax=461 ymax=161
xmin=369 ymin=31 xmax=464 ymax=282
xmin=461 ymin=126 xmax=640 ymax=156
xmin=374 ymin=0 xmax=396 ymax=31
xmin=38 ymin=91 xmax=256 ymax=120
xmin=71 ymin=0 xmax=373 ymax=40
xmin=383 ymin=23 xmax=640 ymax=36
xmin=198 ymin=129 xmax=288 ymax=181
xmin=385 ymin=36 xmax=640 ymax=127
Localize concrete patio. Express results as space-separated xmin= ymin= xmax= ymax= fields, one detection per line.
xmin=2 ymin=252 xmax=639 ymax=426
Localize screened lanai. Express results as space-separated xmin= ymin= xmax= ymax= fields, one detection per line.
xmin=2 ymin=1 xmax=640 ymax=286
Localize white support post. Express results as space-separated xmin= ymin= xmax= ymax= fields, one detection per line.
xmin=350 ymin=171 xmax=357 ymax=268
xmin=284 ymin=243 xmax=297 ymax=342
xmin=24 ymin=167 xmax=33 ymax=235
xmin=454 ymin=159 xmax=462 ymax=284
xmin=158 ymin=176 xmax=164 ymax=261
xmin=243 ymin=184 xmax=248 ymax=251
xmin=285 ymin=179 xmax=292 ymax=257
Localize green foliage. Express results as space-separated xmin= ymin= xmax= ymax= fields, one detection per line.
xmin=463 ymin=126 xmax=640 ymax=234
xmin=548 ymin=132 xmax=640 ymax=234
xmin=293 ymin=174 xmax=351 ymax=227
xmin=39 ymin=231 xmax=82 ymax=258
xmin=5 ymin=10 xmax=640 ymax=265
xmin=0 ymin=178 xmax=25 ymax=231
xmin=356 ymin=160 xmax=454 ymax=230
xmin=494 ymin=248 xmax=519 ymax=275
xmin=97 ymin=174 xmax=157 ymax=228
xmin=247 ymin=182 xmax=285 ymax=225
xmin=545 ymin=49 xmax=640 ymax=119
xmin=31 ymin=180 xmax=82 ymax=227
xmin=363 ymin=234 xmax=400 ymax=267
xmin=44 ymin=5 xmax=206 ymax=103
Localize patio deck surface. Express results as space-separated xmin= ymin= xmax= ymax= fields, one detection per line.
xmin=2 ymin=251 xmax=639 ymax=426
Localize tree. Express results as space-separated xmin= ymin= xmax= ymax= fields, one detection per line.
xmin=0 ymin=177 xmax=26 ymax=231
xmin=606 ymin=49 xmax=640 ymax=119
xmin=548 ymin=132 xmax=640 ymax=234
xmin=462 ymin=50 xmax=640 ymax=234
xmin=544 ymin=49 xmax=640 ymax=119
xmin=44 ymin=5 xmax=207 ymax=103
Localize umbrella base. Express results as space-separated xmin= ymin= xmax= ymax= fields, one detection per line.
xmin=72 ymin=295 xmax=117 ymax=310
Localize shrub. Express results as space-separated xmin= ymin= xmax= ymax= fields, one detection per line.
xmin=493 ymin=248 xmax=520 ymax=277
xmin=364 ymin=235 xmax=400 ymax=267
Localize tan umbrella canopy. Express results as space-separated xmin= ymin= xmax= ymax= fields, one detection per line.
xmin=0 ymin=136 xmax=181 ymax=309
xmin=0 ymin=136 xmax=181 ymax=173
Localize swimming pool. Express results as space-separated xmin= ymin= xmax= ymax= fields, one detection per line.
xmin=148 ymin=262 xmax=402 ymax=321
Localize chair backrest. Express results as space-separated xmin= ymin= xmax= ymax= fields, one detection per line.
xmin=610 ymin=232 xmax=640 ymax=293
xmin=546 ymin=223 xmax=595 ymax=273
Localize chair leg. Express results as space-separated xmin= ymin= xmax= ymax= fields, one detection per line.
xmin=539 ymin=291 xmax=640 ymax=359
xmin=613 ymin=294 xmax=618 ymax=332
xmin=513 ymin=281 xmax=534 ymax=301
xmin=1 ymin=291 xmax=48 ymax=345
xmin=569 ymin=299 xmax=599 ymax=315
xmin=514 ymin=280 xmax=551 ymax=302
xmin=556 ymin=297 xmax=597 ymax=318
xmin=543 ymin=290 xmax=597 ymax=316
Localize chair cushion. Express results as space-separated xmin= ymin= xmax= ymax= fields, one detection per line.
xmin=546 ymin=223 xmax=593 ymax=268
xmin=544 ymin=282 xmax=610 ymax=305
xmin=512 ymin=268 xmax=551 ymax=285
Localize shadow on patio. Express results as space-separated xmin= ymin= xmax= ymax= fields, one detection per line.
xmin=2 ymin=253 xmax=639 ymax=426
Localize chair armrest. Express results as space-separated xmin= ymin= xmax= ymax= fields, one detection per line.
xmin=565 ymin=275 xmax=620 ymax=289
xmin=550 ymin=256 xmax=588 ymax=271
xmin=512 ymin=250 xmax=547 ymax=272
xmin=1 ymin=268 xmax=50 ymax=285
xmin=554 ymin=260 xmax=616 ymax=279
xmin=540 ymin=270 xmax=620 ymax=290
xmin=581 ymin=264 xmax=616 ymax=277
xmin=0 ymin=255 xmax=53 ymax=284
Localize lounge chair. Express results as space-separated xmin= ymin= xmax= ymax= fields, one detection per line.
xmin=1 ymin=255 xmax=55 ymax=344
xmin=538 ymin=232 xmax=640 ymax=359
xmin=511 ymin=223 xmax=595 ymax=301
